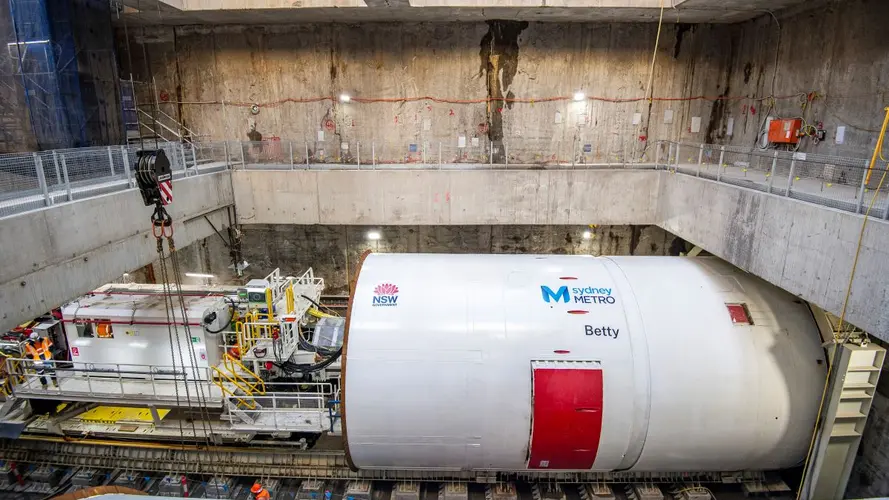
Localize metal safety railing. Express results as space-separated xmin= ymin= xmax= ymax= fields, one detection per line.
xmin=4 ymin=357 xmax=222 ymax=406
xmin=655 ymin=140 xmax=888 ymax=218
xmin=220 ymin=382 xmax=336 ymax=432
xmin=2 ymin=137 xmax=884 ymax=221
xmin=234 ymin=312 xmax=278 ymax=354
xmin=0 ymin=142 xmax=228 ymax=218
xmin=225 ymin=136 xmax=654 ymax=171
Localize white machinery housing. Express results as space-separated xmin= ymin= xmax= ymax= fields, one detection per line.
xmin=61 ymin=284 xmax=231 ymax=378
xmin=343 ymin=254 xmax=828 ymax=472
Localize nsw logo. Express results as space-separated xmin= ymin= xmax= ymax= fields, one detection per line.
xmin=373 ymin=283 xmax=399 ymax=307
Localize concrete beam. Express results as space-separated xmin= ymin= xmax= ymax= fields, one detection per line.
xmin=231 ymin=169 xmax=661 ymax=226
xmin=659 ymin=172 xmax=889 ymax=342
xmin=0 ymin=171 xmax=234 ymax=332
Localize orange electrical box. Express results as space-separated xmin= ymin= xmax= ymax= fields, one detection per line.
xmin=768 ymin=118 xmax=802 ymax=144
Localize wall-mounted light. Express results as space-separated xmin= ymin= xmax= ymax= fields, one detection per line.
xmin=367 ymin=231 xmax=381 ymax=241
xmin=573 ymin=91 xmax=586 ymax=102
xmin=339 ymin=94 xmax=351 ymax=103
xmin=582 ymin=230 xmax=592 ymax=240
xmin=185 ymin=272 xmax=216 ymax=279
xmin=7 ymin=40 xmax=49 ymax=47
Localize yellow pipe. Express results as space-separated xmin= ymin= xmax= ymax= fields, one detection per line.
xmin=308 ymin=307 xmax=336 ymax=319
xmin=864 ymin=107 xmax=889 ymax=185
xmin=265 ymin=288 xmax=274 ymax=320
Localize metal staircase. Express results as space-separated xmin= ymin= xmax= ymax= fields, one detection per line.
xmin=120 ymin=79 xmax=202 ymax=148
xmin=211 ymin=353 xmax=266 ymax=423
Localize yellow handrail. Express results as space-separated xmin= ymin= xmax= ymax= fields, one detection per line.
xmin=222 ymin=353 xmax=266 ymax=394
xmin=0 ymin=354 xmax=25 ymax=396
xmin=211 ymin=366 xmax=258 ymax=409
xmin=210 ymin=353 xmax=267 ymax=410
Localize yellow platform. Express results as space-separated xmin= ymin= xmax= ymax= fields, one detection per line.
xmin=76 ymin=406 xmax=170 ymax=424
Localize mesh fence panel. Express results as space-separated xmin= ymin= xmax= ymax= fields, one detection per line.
xmin=0 ymin=152 xmax=40 ymax=197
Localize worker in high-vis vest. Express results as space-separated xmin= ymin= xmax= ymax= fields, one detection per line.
xmin=24 ymin=331 xmax=56 ymax=388
xmin=251 ymin=482 xmax=270 ymax=500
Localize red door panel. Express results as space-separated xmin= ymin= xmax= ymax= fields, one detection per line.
xmin=528 ymin=367 xmax=603 ymax=470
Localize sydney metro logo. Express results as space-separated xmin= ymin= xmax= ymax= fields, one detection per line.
xmin=373 ymin=283 xmax=399 ymax=307
xmin=541 ymin=285 xmax=616 ymax=305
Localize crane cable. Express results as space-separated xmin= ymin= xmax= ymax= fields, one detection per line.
xmin=161 ymin=231 xmax=227 ymax=465
xmin=150 ymin=201 xmax=221 ymax=479
xmin=166 ymin=235 xmax=224 ymax=443
xmin=155 ymin=235 xmax=206 ymax=477
xmin=154 ymin=233 xmax=209 ymax=478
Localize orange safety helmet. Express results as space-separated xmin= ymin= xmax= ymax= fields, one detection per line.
xmin=251 ymin=483 xmax=263 ymax=494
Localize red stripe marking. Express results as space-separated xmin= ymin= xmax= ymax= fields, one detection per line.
xmin=559 ymin=276 xmax=578 ymax=280
xmin=553 ymin=350 xmax=571 ymax=354
xmin=567 ymin=310 xmax=589 ymax=315
xmin=61 ymin=319 xmax=201 ymax=326
xmin=91 ymin=291 xmax=225 ymax=296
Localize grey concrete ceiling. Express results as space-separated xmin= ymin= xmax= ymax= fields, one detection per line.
xmin=117 ymin=0 xmax=817 ymax=26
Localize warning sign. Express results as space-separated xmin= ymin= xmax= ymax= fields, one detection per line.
xmin=71 ymin=347 xmax=79 ymax=357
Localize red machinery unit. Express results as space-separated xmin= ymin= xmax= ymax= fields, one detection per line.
xmin=768 ymin=118 xmax=802 ymax=144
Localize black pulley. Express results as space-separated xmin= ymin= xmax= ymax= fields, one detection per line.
xmin=134 ymin=149 xmax=172 ymax=207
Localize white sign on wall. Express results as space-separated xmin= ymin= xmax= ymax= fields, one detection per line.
xmin=726 ymin=117 xmax=735 ymax=137
xmin=691 ymin=116 xmax=702 ymax=133
xmin=664 ymin=109 xmax=674 ymax=124
xmin=836 ymin=126 xmax=846 ymax=145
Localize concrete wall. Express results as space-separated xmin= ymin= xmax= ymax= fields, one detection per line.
xmin=709 ymin=0 xmax=889 ymax=158
xmin=659 ymin=171 xmax=889 ymax=341
xmin=119 ymin=21 xmax=730 ymax=164
xmin=231 ymin=169 xmax=661 ymax=225
xmin=239 ymin=224 xmax=681 ymax=292
xmin=0 ymin=171 xmax=234 ymax=332
xmin=118 ymin=0 xmax=887 ymax=160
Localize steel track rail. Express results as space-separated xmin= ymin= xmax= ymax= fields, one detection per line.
xmin=0 ymin=438 xmax=768 ymax=483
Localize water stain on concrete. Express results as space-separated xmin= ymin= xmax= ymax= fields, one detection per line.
xmin=479 ymin=20 xmax=528 ymax=162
